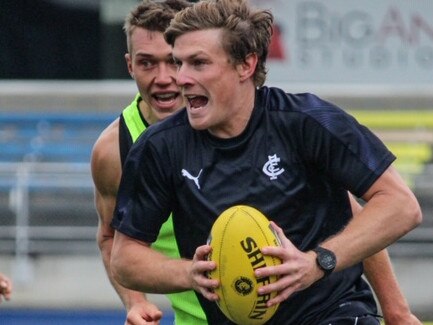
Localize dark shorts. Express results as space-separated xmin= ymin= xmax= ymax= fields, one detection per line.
xmin=318 ymin=315 xmax=380 ymax=325
xmin=317 ymin=301 xmax=381 ymax=325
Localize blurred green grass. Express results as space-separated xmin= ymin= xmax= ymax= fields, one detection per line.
xmin=349 ymin=109 xmax=433 ymax=129
xmin=349 ymin=109 xmax=433 ymax=189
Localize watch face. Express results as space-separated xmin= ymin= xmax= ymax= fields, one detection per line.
xmin=320 ymin=253 xmax=336 ymax=270
xmin=315 ymin=247 xmax=336 ymax=273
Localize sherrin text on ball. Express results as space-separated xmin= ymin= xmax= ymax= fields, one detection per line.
xmin=207 ymin=205 xmax=282 ymax=325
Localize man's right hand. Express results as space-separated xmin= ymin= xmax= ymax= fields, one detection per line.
xmin=125 ymin=300 xmax=163 ymax=325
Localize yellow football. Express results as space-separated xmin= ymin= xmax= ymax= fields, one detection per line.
xmin=207 ymin=205 xmax=282 ymax=325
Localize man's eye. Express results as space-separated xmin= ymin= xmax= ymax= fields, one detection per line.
xmin=192 ymin=60 xmax=204 ymax=67
xmin=140 ymin=60 xmax=154 ymax=68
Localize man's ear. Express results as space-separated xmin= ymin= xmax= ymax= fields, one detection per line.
xmin=236 ymin=53 xmax=258 ymax=82
xmin=125 ymin=53 xmax=134 ymax=79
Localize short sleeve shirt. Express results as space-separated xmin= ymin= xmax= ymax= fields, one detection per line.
xmin=112 ymin=86 xmax=395 ymax=324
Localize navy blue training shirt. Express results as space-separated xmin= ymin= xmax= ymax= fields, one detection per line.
xmin=112 ymin=86 xmax=395 ymax=324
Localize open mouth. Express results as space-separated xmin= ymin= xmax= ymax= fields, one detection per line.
xmin=151 ymin=92 xmax=181 ymax=109
xmin=153 ymin=92 xmax=179 ymax=103
xmin=187 ymin=95 xmax=208 ymax=109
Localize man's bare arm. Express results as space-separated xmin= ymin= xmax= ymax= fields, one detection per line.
xmin=349 ymin=194 xmax=422 ymax=325
xmin=91 ymin=121 xmax=162 ymax=323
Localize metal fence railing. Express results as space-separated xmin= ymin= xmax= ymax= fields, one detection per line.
xmin=1 ymin=161 xmax=432 ymax=259
xmin=0 ymin=162 xmax=97 ymax=283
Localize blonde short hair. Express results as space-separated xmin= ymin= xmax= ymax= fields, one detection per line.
xmin=165 ymin=0 xmax=274 ymax=87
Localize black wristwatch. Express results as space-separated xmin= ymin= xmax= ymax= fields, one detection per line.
xmin=313 ymin=246 xmax=336 ymax=278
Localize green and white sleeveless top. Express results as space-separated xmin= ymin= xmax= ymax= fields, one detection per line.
xmin=119 ymin=94 xmax=207 ymax=324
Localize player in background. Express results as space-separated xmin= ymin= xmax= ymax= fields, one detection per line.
xmin=110 ymin=0 xmax=422 ymax=324
xmin=91 ymin=1 xmax=207 ymax=324
xmin=0 ymin=272 xmax=12 ymax=303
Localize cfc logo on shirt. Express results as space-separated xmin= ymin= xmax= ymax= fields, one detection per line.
xmin=262 ymin=154 xmax=285 ymax=180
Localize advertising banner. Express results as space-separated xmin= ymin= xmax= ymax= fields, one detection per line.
xmin=252 ymin=0 xmax=433 ymax=85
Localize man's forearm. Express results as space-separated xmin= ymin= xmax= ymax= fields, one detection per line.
xmin=111 ymin=231 xmax=192 ymax=294
xmin=99 ymin=237 xmax=148 ymax=309
xmin=322 ymin=169 xmax=421 ymax=271
xmin=363 ymin=250 xmax=413 ymax=322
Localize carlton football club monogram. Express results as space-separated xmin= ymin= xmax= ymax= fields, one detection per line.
xmin=262 ymin=154 xmax=285 ymax=180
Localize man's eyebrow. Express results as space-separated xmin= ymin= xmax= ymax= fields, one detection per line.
xmin=174 ymin=51 xmax=206 ymax=61
xmin=135 ymin=53 xmax=154 ymax=59
xmin=136 ymin=52 xmax=174 ymax=60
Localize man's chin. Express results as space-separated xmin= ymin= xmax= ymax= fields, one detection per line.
xmin=154 ymin=110 xmax=177 ymax=122
xmin=188 ymin=119 xmax=208 ymax=131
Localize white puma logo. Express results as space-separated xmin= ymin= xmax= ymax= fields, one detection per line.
xmin=181 ymin=169 xmax=203 ymax=189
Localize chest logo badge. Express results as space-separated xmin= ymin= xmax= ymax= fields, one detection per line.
xmin=182 ymin=169 xmax=203 ymax=189
xmin=262 ymin=154 xmax=285 ymax=180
